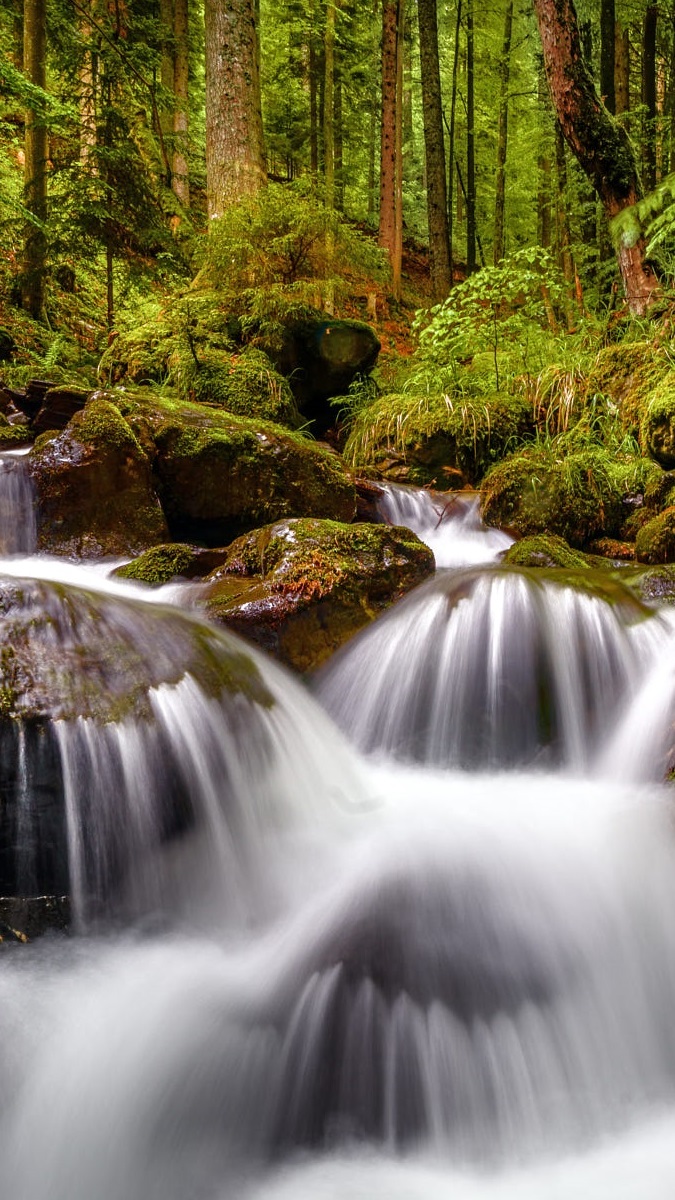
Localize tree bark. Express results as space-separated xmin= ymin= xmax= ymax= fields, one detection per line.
xmin=22 ymin=0 xmax=47 ymax=319
xmin=379 ymin=0 xmax=404 ymax=298
xmin=324 ymin=0 xmax=335 ymax=208
xmin=614 ymin=21 xmax=630 ymax=116
xmin=418 ymin=0 xmax=451 ymax=296
xmin=204 ymin=0 xmax=267 ymax=219
xmin=172 ymin=0 xmax=190 ymax=207
xmin=447 ymin=0 xmax=462 ymax=284
xmin=600 ymin=0 xmax=615 ymax=113
xmin=466 ymin=0 xmax=476 ymax=275
xmin=533 ymin=0 xmax=659 ymax=315
xmin=493 ymin=0 xmax=514 ymax=264
xmin=642 ymin=4 xmax=657 ymax=190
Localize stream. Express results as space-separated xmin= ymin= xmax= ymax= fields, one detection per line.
xmin=2 ymin=455 xmax=675 ymax=1199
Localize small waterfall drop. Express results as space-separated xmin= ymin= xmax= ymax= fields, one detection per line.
xmin=376 ymin=484 xmax=513 ymax=567
xmin=0 ymin=447 xmax=36 ymax=555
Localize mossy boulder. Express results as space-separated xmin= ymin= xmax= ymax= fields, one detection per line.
xmin=114 ymin=542 xmax=227 ymax=585
xmin=480 ymin=447 xmax=659 ymax=548
xmin=624 ymin=563 xmax=675 ymax=603
xmin=584 ymin=341 xmax=667 ymax=433
xmin=635 ymin=506 xmax=675 ymax=564
xmin=28 ymin=397 xmax=169 ymax=557
xmin=32 ymin=385 xmax=90 ymax=435
xmin=139 ymin=395 xmax=356 ymax=545
xmin=344 ymin=390 xmax=534 ymax=487
xmin=640 ymin=386 xmax=675 ymax=468
xmin=173 ymin=347 xmax=301 ymax=427
xmin=0 ymin=413 xmax=32 ymax=447
xmin=202 ymin=518 xmax=435 ymax=671
xmin=503 ymin=534 xmax=593 ymax=570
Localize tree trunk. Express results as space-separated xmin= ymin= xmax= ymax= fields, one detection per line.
xmin=537 ymin=65 xmax=552 ymax=247
xmin=554 ymin=121 xmax=573 ymax=284
xmin=379 ymin=0 xmax=404 ymax=298
xmin=600 ymin=0 xmax=615 ymax=113
xmin=418 ymin=0 xmax=451 ymax=296
xmin=466 ymin=0 xmax=476 ymax=275
xmin=22 ymin=0 xmax=47 ymax=320
xmin=172 ymin=0 xmax=190 ymax=207
xmin=392 ymin=0 xmax=404 ymax=300
xmin=324 ymin=0 xmax=335 ymax=208
xmin=447 ymin=0 xmax=462 ymax=284
xmin=533 ymin=0 xmax=659 ymax=315
xmin=204 ymin=0 xmax=267 ymax=219
xmin=334 ymin=53 xmax=344 ymax=210
xmin=309 ymin=0 xmax=319 ymax=179
xmin=614 ymin=22 xmax=630 ymax=116
xmin=642 ymin=4 xmax=657 ymax=190
xmin=493 ymin=0 xmax=514 ymax=264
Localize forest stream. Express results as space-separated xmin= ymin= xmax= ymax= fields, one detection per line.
xmin=4 ymin=450 xmax=675 ymax=1199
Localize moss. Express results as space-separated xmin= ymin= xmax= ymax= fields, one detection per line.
xmin=640 ymin=385 xmax=675 ymax=467
xmin=0 ymin=416 xmax=32 ymax=448
xmin=635 ymin=506 xmax=675 ymax=564
xmin=115 ymin=543 xmax=198 ymax=585
xmin=504 ymin=534 xmax=593 ymax=570
xmin=584 ymin=341 xmax=665 ymax=433
xmin=344 ymin=390 xmax=534 ymax=485
xmin=174 ymin=347 xmax=300 ymax=427
xmin=481 ymin=445 xmax=658 ymax=547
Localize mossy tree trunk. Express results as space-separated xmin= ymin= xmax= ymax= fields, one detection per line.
xmin=204 ymin=0 xmax=267 ymax=219
xmin=534 ymin=0 xmax=660 ymax=316
xmin=22 ymin=0 xmax=47 ymax=320
xmin=418 ymin=0 xmax=451 ymax=297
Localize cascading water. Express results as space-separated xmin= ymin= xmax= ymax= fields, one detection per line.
xmin=0 ymin=446 xmax=36 ymax=555
xmin=3 ymin=461 xmax=675 ymax=1198
xmin=375 ymin=482 xmax=513 ymax=567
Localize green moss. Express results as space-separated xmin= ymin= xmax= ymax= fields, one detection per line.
xmin=174 ymin=347 xmax=300 ymax=426
xmin=344 ymin=390 xmax=533 ymax=484
xmin=640 ymin=385 xmax=675 ymax=467
xmin=74 ymin=398 xmax=144 ymax=453
xmin=115 ymin=543 xmax=197 ymax=585
xmin=481 ymin=445 xmax=658 ymax=547
xmin=635 ymin=506 xmax=675 ymax=564
xmin=504 ymin=534 xmax=593 ymax=570
xmin=584 ymin=341 xmax=664 ymax=431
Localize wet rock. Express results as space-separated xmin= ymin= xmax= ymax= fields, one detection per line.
xmin=503 ymin=535 xmax=593 ymax=570
xmin=0 ymin=896 xmax=70 ymax=940
xmin=635 ymin=506 xmax=675 ymax=564
xmin=29 ymin=397 xmax=169 ymax=557
xmin=625 ymin=563 xmax=675 ymax=604
xmin=202 ymin=517 xmax=435 ymax=671
xmin=32 ymin=385 xmax=90 ymax=435
xmin=0 ymin=413 xmax=32 ymax=448
xmin=114 ymin=542 xmax=228 ymax=585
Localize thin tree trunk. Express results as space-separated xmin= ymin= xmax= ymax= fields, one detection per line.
xmin=537 ymin=65 xmax=552 ymax=247
xmin=324 ymin=0 xmax=335 ymax=208
xmin=554 ymin=122 xmax=573 ymax=283
xmin=493 ymin=0 xmax=513 ymax=264
xmin=642 ymin=4 xmax=657 ymax=190
xmin=379 ymin=0 xmax=404 ymax=287
xmin=447 ymin=0 xmax=461 ymax=284
xmin=392 ymin=0 xmax=405 ymax=300
xmin=418 ymin=0 xmax=451 ymax=296
xmin=204 ymin=0 xmax=267 ymax=219
xmin=534 ymin=0 xmax=659 ymax=315
xmin=309 ymin=0 xmax=319 ymax=179
xmin=600 ymin=0 xmax=615 ymax=112
xmin=668 ymin=0 xmax=675 ymax=171
xmin=466 ymin=0 xmax=476 ymax=275
xmin=335 ymin=51 xmax=344 ymax=210
xmin=172 ymin=0 xmax=190 ymax=207
xmin=615 ymin=22 xmax=630 ymax=116
xmin=22 ymin=0 xmax=47 ymax=319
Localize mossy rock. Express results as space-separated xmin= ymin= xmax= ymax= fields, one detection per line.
xmin=202 ymin=517 xmax=435 ymax=671
xmin=114 ymin=542 xmax=228 ymax=585
xmin=0 ymin=413 xmax=32 ymax=447
xmin=173 ymin=347 xmax=301 ymax=427
xmin=124 ymin=393 xmax=357 ymax=545
xmin=635 ymin=506 xmax=675 ymax=564
xmin=480 ymin=446 xmax=659 ymax=548
xmin=97 ymin=293 xmax=238 ymax=387
xmin=584 ymin=341 xmax=668 ymax=433
xmin=640 ymin=385 xmax=675 ymax=468
xmin=503 ymin=534 xmax=593 ymax=570
xmin=344 ymin=390 xmax=534 ymax=487
xmin=28 ymin=397 xmax=169 ymax=558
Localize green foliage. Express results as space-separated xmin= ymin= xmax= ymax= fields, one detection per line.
xmin=409 ymin=249 xmax=570 ymax=393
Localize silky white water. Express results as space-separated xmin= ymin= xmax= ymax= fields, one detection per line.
xmin=375 ymin=483 xmax=513 ymax=567
xmin=3 ymin=465 xmax=675 ymax=1198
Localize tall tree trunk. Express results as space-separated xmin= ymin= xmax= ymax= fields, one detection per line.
xmin=324 ymin=0 xmax=335 ymax=208
xmin=533 ymin=0 xmax=659 ymax=315
xmin=466 ymin=0 xmax=476 ymax=275
xmin=309 ymin=0 xmax=319 ymax=179
xmin=418 ymin=0 xmax=451 ymax=296
xmin=642 ymin=4 xmax=657 ymax=190
xmin=22 ymin=0 xmax=47 ymax=319
xmin=554 ymin=121 xmax=573 ymax=283
xmin=615 ymin=22 xmax=630 ymax=116
xmin=447 ymin=0 xmax=462 ymax=284
xmin=172 ymin=0 xmax=190 ymax=207
xmin=600 ymin=0 xmax=615 ymax=112
xmin=379 ymin=0 xmax=405 ymax=298
xmin=493 ymin=0 xmax=514 ymax=264
xmin=392 ymin=0 xmax=405 ymax=300
xmin=204 ymin=0 xmax=266 ymax=219
xmin=537 ymin=64 xmax=552 ymax=247
xmin=335 ymin=49 xmax=344 ymax=209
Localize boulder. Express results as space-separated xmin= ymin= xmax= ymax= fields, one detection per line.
xmin=29 ymin=397 xmax=169 ymax=557
xmin=32 ymin=385 xmax=90 ymax=435
xmin=0 ymin=413 xmax=32 ymax=448
xmin=635 ymin=506 xmax=675 ymax=564
xmin=201 ymin=517 xmax=435 ymax=671
xmin=174 ymin=347 xmax=301 ymax=429
xmin=503 ymin=535 xmax=593 ymax=570
xmin=114 ymin=542 xmax=227 ymax=585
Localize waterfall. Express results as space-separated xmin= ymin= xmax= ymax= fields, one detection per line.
xmin=0 ymin=447 xmax=36 ymax=555
xmin=3 ymin=465 xmax=675 ymax=1198
xmin=375 ymin=483 xmax=513 ymax=567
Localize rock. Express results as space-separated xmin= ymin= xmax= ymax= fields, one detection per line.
xmin=174 ymin=347 xmax=301 ymax=428
xmin=344 ymin=391 xmax=533 ymax=487
xmin=144 ymin=397 xmax=356 ymax=545
xmin=586 ymin=538 xmax=636 ymax=561
xmin=635 ymin=506 xmax=675 ymax=564
xmin=625 ymin=563 xmax=675 ymax=604
xmin=0 ymin=328 xmax=15 ymax=362
xmin=641 ymin=390 xmax=675 ymax=468
xmin=0 ymin=413 xmax=32 ymax=448
xmin=0 ymin=896 xmax=70 ymax=940
xmin=29 ymin=397 xmax=169 ymax=557
xmin=503 ymin=535 xmax=593 ymax=570
xmin=32 ymin=385 xmax=90 ymax=435
xmin=202 ymin=518 xmax=435 ymax=671
xmin=114 ymin=542 xmax=228 ymax=585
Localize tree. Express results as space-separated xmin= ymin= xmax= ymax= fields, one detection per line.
xmin=417 ymin=0 xmax=451 ymax=296
xmin=204 ymin=0 xmax=267 ymax=220
xmin=533 ymin=0 xmax=660 ymax=315
xmin=493 ymin=0 xmax=514 ymax=264
xmin=378 ymin=0 xmax=405 ymax=298
xmin=22 ymin=0 xmax=47 ymax=318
